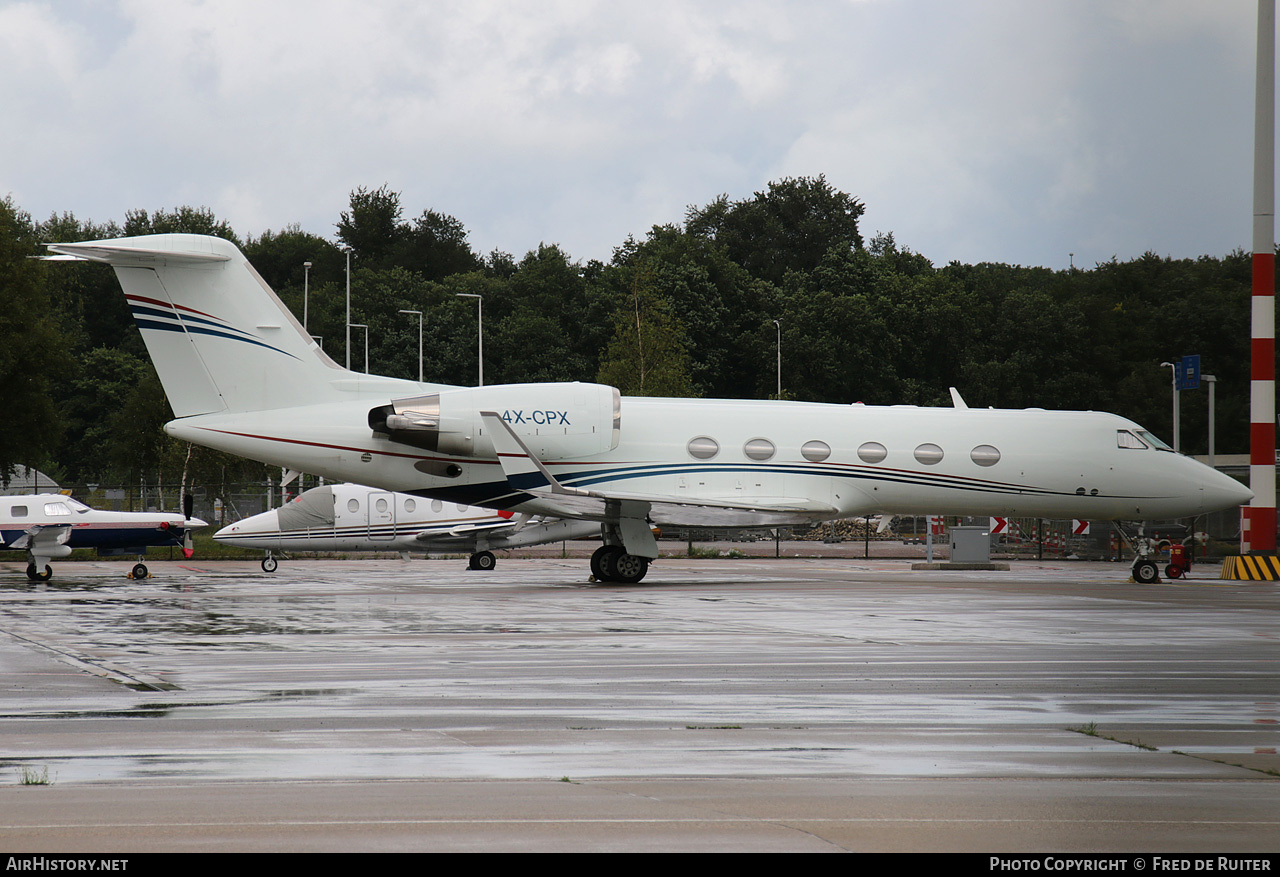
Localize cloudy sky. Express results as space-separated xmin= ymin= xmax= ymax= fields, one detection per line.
xmin=0 ymin=0 xmax=1267 ymax=269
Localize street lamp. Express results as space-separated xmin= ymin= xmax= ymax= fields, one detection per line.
xmin=350 ymin=323 xmax=369 ymax=374
xmin=399 ymin=309 xmax=423 ymax=383
xmin=456 ymin=293 xmax=483 ymax=386
xmin=1160 ymin=361 xmax=1180 ymax=452
xmin=1203 ymin=374 xmax=1218 ymax=468
xmin=303 ymin=261 xmax=312 ymax=331
xmin=343 ymin=249 xmax=352 ymax=370
xmin=772 ymin=319 xmax=781 ymax=399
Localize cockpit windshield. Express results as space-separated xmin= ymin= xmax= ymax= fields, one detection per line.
xmin=1116 ymin=430 xmax=1148 ymax=449
xmin=1135 ymin=430 xmax=1174 ymax=451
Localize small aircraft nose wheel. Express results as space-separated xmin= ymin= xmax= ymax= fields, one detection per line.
xmin=262 ymin=555 xmax=278 ymax=573
xmin=25 ymin=564 xmax=51 ymax=582
xmin=468 ymin=551 xmax=496 ymax=570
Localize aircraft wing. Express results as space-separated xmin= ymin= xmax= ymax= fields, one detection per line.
xmin=478 ymin=412 xmax=838 ymax=528
xmin=412 ymin=518 xmax=523 ymax=543
xmin=6 ymin=524 xmax=73 ymax=551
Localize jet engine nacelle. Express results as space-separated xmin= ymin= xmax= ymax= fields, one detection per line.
xmin=370 ymin=382 xmax=621 ymax=460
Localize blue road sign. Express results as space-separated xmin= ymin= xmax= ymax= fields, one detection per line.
xmin=1178 ymin=355 xmax=1201 ymax=391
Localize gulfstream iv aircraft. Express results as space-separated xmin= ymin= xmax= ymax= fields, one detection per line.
xmin=214 ymin=483 xmax=597 ymax=571
xmin=47 ymin=234 xmax=1253 ymax=583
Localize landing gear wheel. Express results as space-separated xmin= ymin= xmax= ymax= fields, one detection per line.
xmin=611 ymin=552 xmax=650 ymax=584
xmin=469 ymin=551 xmax=496 ymax=571
xmin=261 ymin=556 xmax=278 ymax=573
xmin=590 ymin=545 xmax=623 ymax=581
xmin=1132 ymin=559 xmax=1159 ymax=584
xmin=1165 ymin=564 xmax=1183 ymax=579
xmin=131 ymin=563 xmax=149 ymax=580
xmin=25 ymin=564 xmax=51 ymax=582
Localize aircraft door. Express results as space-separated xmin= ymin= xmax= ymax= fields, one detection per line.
xmin=368 ymin=492 xmax=396 ymax=541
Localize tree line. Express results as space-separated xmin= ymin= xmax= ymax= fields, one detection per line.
xmin=0 ymin=175 xmax=1257 ymax=495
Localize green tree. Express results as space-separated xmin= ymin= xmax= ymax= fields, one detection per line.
xmin=597 ymin=265 xmax=695 ymax=397
xmin=336 ymin=184 xmax=403 ymax=266
xmin=123 ymin=205 xmax=242 ymax=244
xmin=0 ymin=198 xmax=62 ymax=480
xmin=686 ymin=175 xmax=865 ymax=285
xmin=396 ymin=209 xmax=483 ymax=281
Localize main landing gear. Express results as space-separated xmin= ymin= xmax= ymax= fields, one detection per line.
xmin=590 ymin=545 xmax=650 ymax=584
xmin=129 ymin=562 xmax=149 ymax=579
xmin=468 ymin=551 xmax=496 ymax=570
xmin=25 ymin=563 xmax=51 ymax=582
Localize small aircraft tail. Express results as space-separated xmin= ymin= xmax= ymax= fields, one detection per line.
xmin=46 ymin=234 xmax=354 ymax=416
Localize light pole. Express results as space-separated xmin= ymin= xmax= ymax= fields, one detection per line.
xmin=456 ymin=293 xmax=483 ymax=386
xmin=1204 ymin=373 xmax=1218 ymax=468
xmin=302 ymin=261 xmax=312 ymax=331
xmin=343 ymin=249 xmax=352 ymax=370
xmin=350 ymin=323 xmax=369 ymax=374
xmin=1161 ymin=361 xmax=1180 ymax=452
xmin=399 ymin=309 xmax=423 ymax=383
xmin=772 ymin=319 xmax=781 ymax=399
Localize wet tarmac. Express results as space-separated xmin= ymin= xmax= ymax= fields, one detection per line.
xmin=0 ymin=554 xmax=1277 ymax=851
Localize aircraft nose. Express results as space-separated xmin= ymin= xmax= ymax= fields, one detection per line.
xmin=1201 ymin=468 xmax=1253 ymax=514
xmin=214 ymin=511 xmax=278 ymax=542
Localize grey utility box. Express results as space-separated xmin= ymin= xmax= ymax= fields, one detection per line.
xmin=949 ymin=525 xmax=992 ymax=563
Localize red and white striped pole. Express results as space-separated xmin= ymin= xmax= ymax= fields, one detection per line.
xmin=1247 ymin=0 xmax=1277 ymax=554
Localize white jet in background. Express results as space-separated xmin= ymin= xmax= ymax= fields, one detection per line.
xmin=214 ymin=483 xmax=598 ymax=571
xmin=46 ymin=234 xmax=1253 ymax=584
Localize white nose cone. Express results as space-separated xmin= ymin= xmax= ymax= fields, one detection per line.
xmin=1201 ymin=469 xmax=1253 ymax=514
xmin=213 ymin=510 xmax=281 ymax=545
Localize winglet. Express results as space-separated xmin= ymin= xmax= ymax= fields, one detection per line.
xmin=480 ymin=411 xmax=579 ymax=495
xmin=949 ymin=387 xmax=968 ymax=409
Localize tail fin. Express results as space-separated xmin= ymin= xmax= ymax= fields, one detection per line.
xmin=47 ymin=234 xmax=348 ymax=416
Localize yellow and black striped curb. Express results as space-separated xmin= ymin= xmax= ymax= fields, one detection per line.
xmin=1220 ymin=555 xmax=1280 ymax=580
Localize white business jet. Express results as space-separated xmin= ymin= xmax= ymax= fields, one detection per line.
xmin=214 ymin=482 xmax=598 ymax=571
xmin=0 ymin=493 xmax=206 ymax=580
xmin=45 ymin=234 xmax=1252 ymax=583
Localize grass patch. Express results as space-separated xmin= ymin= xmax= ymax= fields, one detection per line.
xmin=1068 ymin=723 xmax=1157 ymax=751
xmin=18 ymin=766 xmax=50 ymax=785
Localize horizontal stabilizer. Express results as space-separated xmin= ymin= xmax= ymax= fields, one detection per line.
xmin=44 ymin=242 xmax=232 ymax=266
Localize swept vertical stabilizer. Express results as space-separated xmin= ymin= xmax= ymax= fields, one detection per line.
xmin=47 ymin=234 xmax=347 ymax=416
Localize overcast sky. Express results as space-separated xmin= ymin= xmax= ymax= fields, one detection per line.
xmin=0 ymin=0 xmax=1267 ymax=270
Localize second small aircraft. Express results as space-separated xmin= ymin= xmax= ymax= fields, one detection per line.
xmin=214 ymin=482 xmax=597 ymax=571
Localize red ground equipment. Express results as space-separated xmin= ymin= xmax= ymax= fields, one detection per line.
xmin=1165 ymin=542 xmax=1192 ymax=579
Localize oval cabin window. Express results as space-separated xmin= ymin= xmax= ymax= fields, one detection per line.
xmin=801 ymin=440 xmax=831 ymax=462
xmin=744 ymin=438 xmax=775 ymax=461
xmin=970 ymin=445 xmax=1001 ymax=467
xmin=914 ymin=443 xmax=944 ymax=465
xmin=688 ymin=436 xmax=720 ymax=460
xmin=857 ymin=441 xmax=888 ymax=464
